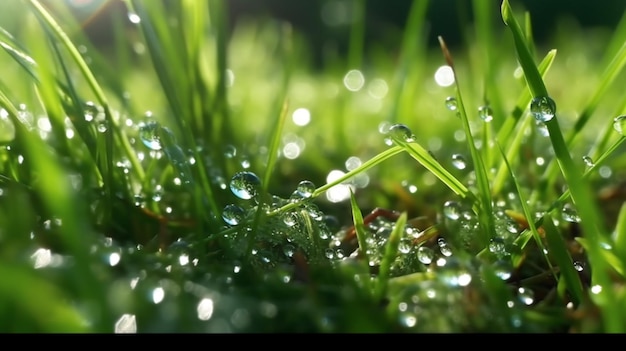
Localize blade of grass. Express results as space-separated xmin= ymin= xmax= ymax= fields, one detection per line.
xmin=612 ymin=203 xmax=626 ymax=265
xmin=491 ymin=50 xmax=556 ymax=195
xmin=0 ymin=27 xmax=39 ymax=82
xmin=0 ymin=90 xmax=111 ymax=331
xmin=387 ymin=137 xmax=473 ymax=202
xmin=439 ymin=36 xmax=494 ymax=247
xmin=496 ymin=142 xmax=552 ymax=272
xmin=542 ymin=214 xmax=584 ymax=305
xmin=388 ymin=0 xmax=429 ymax=124
xmin=503 ymin=0 xmax=622 ymax=331
xmin=348 ymin=190 xmax=372 ymax=291
xmin=375 ymin=212 xmax=406 ymax=301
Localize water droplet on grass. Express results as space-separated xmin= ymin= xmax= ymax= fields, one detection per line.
xmin=613 ymin=115 xmax=626 ymax=135
xmin=222 ymin=204 xmax=245 ymax=225
xmin=478 ymin=105 xmax=493 ymax=122
xmin=417 ymin=246 xmax=434 ymax=264
xmin=388 ymin=123 xmax=415 ymax=142
xmin=230 ymin=171 xmax=261 ymax=200
xmin=443 ymin=200 xmax=461 ymax=220
xmin=445 ymin=96 xmax=458 ymax=111
xmin=562 ymin=203 xmax=581 ymax=223
xmin=530 ymin=96 xmax=556 ymax=122
xmin=296 ymin=180 xmax=315 ymax=198
xmin=582 ymin=155 xmax=595 ymax=167
xmin=517 ymin=287 xmax=534 ymax=305
xmin=451 ymin=154 xmax=467 ymax=170
xmin=138 ymin=121 xmax=162 ymax=150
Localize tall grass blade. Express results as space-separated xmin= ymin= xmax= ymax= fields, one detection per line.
xmin=375 ymin=212 xmax=407 ymax=300
xmin=502 ymin=0 xmax=622 ymax=331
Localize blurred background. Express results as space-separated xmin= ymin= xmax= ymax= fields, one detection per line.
xmin=29 ymin=0 xmax=626 ymax=67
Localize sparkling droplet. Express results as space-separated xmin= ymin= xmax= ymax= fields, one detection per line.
xmin=613 ymin=115 xmax=626 ymax=136
xmin=138 ymin=121 xmax=162 ymax=150
xmin=562 ymin=203 xmax=581 ymax=223
xmin=530 ymin=96 xmax=556 ymax=122
xmin=398 ymin=239 xmax=412 ymax=254
xmin=451 ymin=154 xmax=467 ymax=170
xmin=388 ymin=124 xmax=415 ymax=143
xmin=443 ymin=200 xmax=461 ymax=220
xmin=517 ymin=287 xmax=534 ymax=305
xmin=445 ymin=96 xmax=458 ymax=111
xmin=437 ymin=237 xmax=452 ymax=257
xmin=488 ymin=238 xmax=507 ymax=256
xmin=222 ymin=204 xmax=245 ymax=225
xmin=229 ymin=171 xmax=261 ymax=200
xmin=417 ymin=246 xmax=434 ymax=265
xmin=582 ymin=155 xmax=595 ymax=168
xmin=573 ymin=261 xmax=584 ymax=272
xmin=478 ymin=105 xmax=493 ymax=122
xmin=296 ymin=180 xmax=315 ymax=199
xmin=493 ymin=260 xmax=512 ymax=280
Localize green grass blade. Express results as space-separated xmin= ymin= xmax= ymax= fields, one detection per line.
xmin=501 ymin=0 xmax=548 ymax=97
xmin=0 ymin=90 xmax=111 ymax=331
xmin=542 ymin=215 xmax=584 ymax=305
xmin=439 ymin=36 xmax=494 ymax=247
xmin=503 ymin=0 xmax=621 ymax=331
xmin=568 ymin=39 xmax=626 ymax=143
xmin=0 ymin=27 xmax=38 ymax=82
xmin=348 ymin=189 xmax=372 ymax=291
xmin=375 ymin=212 xmax=407 ymax=300
xmin=491 ymin=50 xmax=556 ymax=195
xmin=496 ymin=143 xmax=551 ymax=272
xmin=613 ymin=203 xmax=626 ymax=264
xmin=390 ymin=138 xmax=473 ymax=202
xmin=262 ymin=99 xmax=289 ymax=197
xmin=389 ymin=0 xmax=429 ymax=123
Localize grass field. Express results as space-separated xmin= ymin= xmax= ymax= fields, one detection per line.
xmin=1 ymin=0 xmax=626 ymax=332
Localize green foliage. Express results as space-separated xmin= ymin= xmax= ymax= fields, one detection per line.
xmin=0 ymin=0 xmax=625 ymax=332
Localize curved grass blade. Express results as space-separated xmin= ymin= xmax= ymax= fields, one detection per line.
xmin=0 ymin=27 xmax=38 ymax=82
xmin=439 ymin=36 xmax=493 ymax=247
xmin=390 ymin=139 xmax=473 ymax=202
xmin=502 ymin=0 xmax=621 ymax=331
xmin=0 ymin=90 xmax=111 ymax=331
xmin=496 ymin=143 xmax=551 ymax=271
xmin=491 ymin=50 xmax=556 ymax=195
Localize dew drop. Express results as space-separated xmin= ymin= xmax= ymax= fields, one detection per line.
xmin=530 ymin=96 xmax=556 ymax=122
xmin=517 ymin=287 xmax=534 ymax=305
xmin=443 ymin=200 xmax=461 ymax=220
xmin=398 ymin=239 xmax=411 ymax=254
xmin=417 ymin=246 xmax=434 ymax=265
xmin=613 ymin=115 xmax=626 ymax=136
xmin=493 ymin=260 xmax=512 ymax=280
xmin=437 ymin=237 xmax=452 ymax=257
xmin=296 ymin=180 xmax=315 ymax=199
xmin=478 ymin=105 xmax=493 ymax=122
xmin=388 ymin=123 xmax=415 ymax=142
xmin=230 ymin=171 xmax=261 ymax=200
xmin=573 ymin=261 xmax=584 ymax=272
xmin=138 ymin=121 xmax=162 ymax=150
xmin=451 ymin=153 xmax=467 ymax=170
xmin=222 ymin=204 xmax=245 ymax=225
xmin=445 ymin=96 xmax=458 ymax=111
xmin=488 ymin=238 xmax=507 ymax=255
xmin=582 ymin=155 xmax=595 ymax=168
xmin=562 ymin=203 xmax=581 ymax=223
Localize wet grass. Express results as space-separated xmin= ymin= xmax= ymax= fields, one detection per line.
xmin=1 ymin=0 xmax=626 ymax=332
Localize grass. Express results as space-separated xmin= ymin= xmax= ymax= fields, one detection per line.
xmin=1 ymin=0 xmax=626 ymax=332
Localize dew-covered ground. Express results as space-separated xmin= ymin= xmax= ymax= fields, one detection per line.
xmin=1 ymin=0 xmax=626 ymax=333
